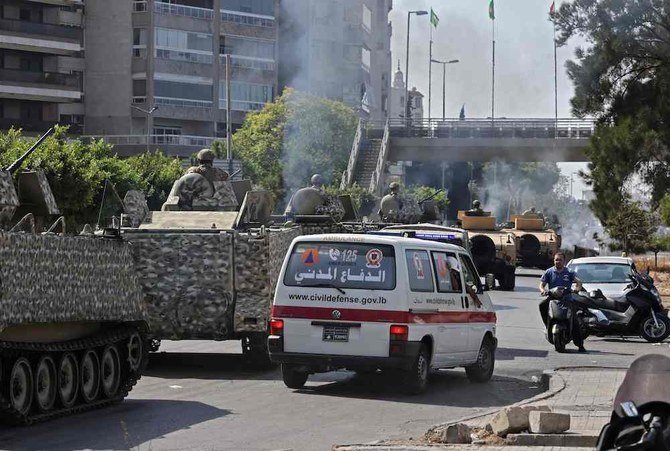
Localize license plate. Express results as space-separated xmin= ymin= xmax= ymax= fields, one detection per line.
xmin=322 ymin=326 xmax=349 ymax=342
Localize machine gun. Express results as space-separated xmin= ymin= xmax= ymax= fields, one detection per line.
xmin=4 ymin=128 xmax=54 ymax=175
xmin=417 ymin=188 xmax=445 ymax=205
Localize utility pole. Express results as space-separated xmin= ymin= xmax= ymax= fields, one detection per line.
xmin=225 ymin=53 xmax=232 ymax=172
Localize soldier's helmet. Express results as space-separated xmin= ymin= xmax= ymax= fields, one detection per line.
xmin=530 ymin=206 xmax=536 ymax=212
xmin=310 ymin=173 xmax=324 ymax=187
xmin=197 ymin=149 xmax=216 ymax=163
xmin=389 ymin=182 xmax=400 ymax=193
xmin=473 ymin=199 xmax=481 ymax=208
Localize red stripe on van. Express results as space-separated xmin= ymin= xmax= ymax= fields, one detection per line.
xmin=271 ymin=306 xmax=496 ymax=324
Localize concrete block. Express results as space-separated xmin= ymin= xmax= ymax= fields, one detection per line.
xmin=440 ymin=423 xmax=471 ymax=444
xmin=529 ymin=411 xmax=571 ymax=434
xmin=490 ymin=405 xmax=552 ymax=437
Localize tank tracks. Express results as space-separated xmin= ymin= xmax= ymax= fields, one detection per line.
xmin=0 ymin=325 xmax=148 ymax=425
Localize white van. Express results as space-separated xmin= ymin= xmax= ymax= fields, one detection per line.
xmin=268 ymin=234 xmax=497 ymax=394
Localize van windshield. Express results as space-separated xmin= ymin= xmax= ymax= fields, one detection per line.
xmin=283 ymin=242 xmax=396 ymax=290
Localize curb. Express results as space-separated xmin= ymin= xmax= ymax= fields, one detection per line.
xmin=507 ymin=433 xmax=599 ymax=447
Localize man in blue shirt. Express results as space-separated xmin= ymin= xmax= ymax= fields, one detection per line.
xmin=539 ymin=252 xmax=586 ymax=352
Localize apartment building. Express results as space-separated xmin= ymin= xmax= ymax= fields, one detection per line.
xmin=0 ymin=0 xmax=85 ymax=134
xmin=278 ymin=0 xmax=392 ymax=122
xmin=85 ymin=0 xmax=278 ymax=156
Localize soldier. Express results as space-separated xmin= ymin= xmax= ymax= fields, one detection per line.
xmin=187 ymin=149 xmax=229 ymax=190
xmin=379 ymin=182 xmax=404 ymax=222
xmin=523 ymin=206 xmax=537 ymax=216
xmin=465 ymin=200 xmax=485 ymax=216
xmin=284 ymin=174 xmax=327 ymax=215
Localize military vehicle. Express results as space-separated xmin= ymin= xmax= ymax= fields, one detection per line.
xmin=0 ymin=130 xmax=149 ymax=424
xmin=503 ymin=214 xmax=561 ymax=269
xmin=454 ymin=211 xmax=517 ymax=290
xmin=120 ymin=165 xmax=303 ymax=366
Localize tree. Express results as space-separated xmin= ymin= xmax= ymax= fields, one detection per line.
xmin=660 ymin=194 xmax=670 ymax=226
xmin=233 ymin=89 xmax=358 ymax=205
xmin=0 ymin=127 xmax=182 ymax=230
xmin=601 ymin=202 xmax=657 ymax=253
xmin=554 ymin=0 xmax=670 ymax=222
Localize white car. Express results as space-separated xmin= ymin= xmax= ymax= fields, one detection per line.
xmin=567 ymin=256 xmax=639 ymax=298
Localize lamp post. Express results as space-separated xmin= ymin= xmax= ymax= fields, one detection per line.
xmin=131 ymin=104 xmax=158 ymax=152
xmin=405 ymin=10 xmax=428 ymax=123
xmin=430 ymin=58 xmax=459 ymax=121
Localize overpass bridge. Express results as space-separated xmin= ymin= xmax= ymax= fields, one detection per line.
xmin=341 ymin=118 xmax=595 ymax=196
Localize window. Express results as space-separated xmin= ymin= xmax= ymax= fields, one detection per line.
xmin=220 ymin=0 xmax=274 ymax=16
xmin=155 ymin=28 xmax=213 ymax=63
xmin=283 ymin=242 xmax=396 ymax=291
xmin=19 ymin=8 xmax=31 ymax=21
xmin=432 ymin=252 xmax=463 ymax=293
xmin=153 ymin=126 xmax=182 ymax=144
xmin=133 ymin=28 xmax=147 ymax=57
xmin=362 ymin=47 xmax=371 ymax=70
xmin=460 ymin=254 xmax=480 ymax=288
xmin=154 ymin=79 xmax=213 ymax=107
xmin=132 ymin=80 xmax=146 ymax=97
xmin=220 ymin=36 xmax=274 ymax=59
xmin=362 ymin=5 xmax=372 ymax=32
xmin=406 ymin=250 xmax=434 ymax=292
xmin=220 ymin=81 xmax=273 ymax=111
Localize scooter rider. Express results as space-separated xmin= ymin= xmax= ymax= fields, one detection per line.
xmin=539 ymin=252 xmax=586 ymax=352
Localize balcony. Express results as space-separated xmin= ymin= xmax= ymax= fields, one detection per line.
xmin=154 ymin=1 xmax=214 ymax=20
xmin=220 ymin=9 xmax=275 ymax=28
xmin=0 ymin=18 xmax=82 ymax=54
xmin=0 ymin=69 xmax=81 ymax=89
xmin=0 ymin=118 xmax=82 ymax=134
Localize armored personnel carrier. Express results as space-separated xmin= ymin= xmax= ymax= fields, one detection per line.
xmin=0 ymin=131 xmax=148 ymax=424
xmin=121 ymin=163 xmax=301 ymax=365
xmin=503 ymin=214 xmax=561 ymax=269
xmin=455 ymin=211 xmax=517 ymax=290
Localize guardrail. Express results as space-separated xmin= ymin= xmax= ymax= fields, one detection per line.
xmin=0 ymin=17 xmax=82 ymax=40
xmin=369 ymin=118 xmax=596 ymax=139
xmin=84 ymin=135 xmax=215 ymax=147
xmin=369 ymin=119 xmax=390 ymax=195
xmin=154 ymin=1 xmax=214 ymax=19
xmin=340 ymin=119 xmax=364 ymax=189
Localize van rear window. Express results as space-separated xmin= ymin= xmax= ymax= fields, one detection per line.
xmin=283 ymin=242 xmax=396 ymax=290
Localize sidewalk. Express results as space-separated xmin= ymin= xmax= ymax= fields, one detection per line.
xmin=334 ymin=367 xmax=627 ymax=450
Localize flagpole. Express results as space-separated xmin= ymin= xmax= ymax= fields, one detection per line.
xmin=553 ymin=13 xmax=558 ymax=138
xmin=491 ymin=13 xmax=495 ymax=125
xmin=429 ymin=24 xmax=433 ymax=123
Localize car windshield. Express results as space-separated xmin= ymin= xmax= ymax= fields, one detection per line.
xmin=283 ymin=242 xmax=396 ymax=290
xmin=569 ymin=263 xmax=632 ymax=283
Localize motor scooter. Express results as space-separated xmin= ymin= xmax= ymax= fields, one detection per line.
xmin=580 ymin=273 xmax=670 ymax=343
xmin=539 ymin=287 xmax=609 ymax=353
xmin=596 ymin=354 xmax=670 ymax=450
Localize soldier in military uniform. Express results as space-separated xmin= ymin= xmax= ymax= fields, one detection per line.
xmin=187 ymin=149 xmax=230 ymax=188
xmin=379 ymin=182 xmax=404 ymax=222
xmin=465 ymin=200 xmax=485 ymax=216
xmin=285 ymin=174 xmax=327 ymax=215
xmin=523 ymin=206 xmax=537 ymax=216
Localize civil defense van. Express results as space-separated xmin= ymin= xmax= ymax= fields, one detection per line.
xmin=268 ymin=234 xmax=497 ymax=394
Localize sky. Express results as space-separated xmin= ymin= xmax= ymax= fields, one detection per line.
xmin=389 ymin=0 xmax=589 ymax=197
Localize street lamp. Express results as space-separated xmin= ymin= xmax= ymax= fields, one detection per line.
xmin=405 ymin=10 xmax=428 ymax=123
xmin=430 ymin=58 xmax=459 ymax=121
xmin=131 ymin=104 xmax=158 ymax=152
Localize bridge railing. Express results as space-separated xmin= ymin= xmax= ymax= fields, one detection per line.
xmin=369 ymin=119 xmax=390 ymax=195
xmin=340 ymin=118 xmax=364 ymax=189
xmin=368 ymin=118 xmax=596 ymax=140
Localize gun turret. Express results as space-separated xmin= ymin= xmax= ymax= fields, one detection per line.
xmin=5 ymin=128 xmax=54 ymax=175
xmin=418 ymin=188 xmax=445 ymax=205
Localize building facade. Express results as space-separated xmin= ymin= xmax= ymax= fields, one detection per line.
xmin=84 ymin=0 xmax=278 ymax=156
xmin=278 ymin=0 xmax=392 ymax=122
xmin=389 ymin=62 xmax=423 ymax=122
xmin=0 ymin=0 xmax=85 ymax=134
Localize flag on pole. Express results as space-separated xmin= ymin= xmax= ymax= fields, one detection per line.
xmin=549 ymin=1 xmax=555 ymax=15
xmin=430 ymin=8 xmax=439 ymax=28
xmin=488 ymin=0 xmax=495 ymax=20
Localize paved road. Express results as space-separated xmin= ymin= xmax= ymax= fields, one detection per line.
xmin=2 ymin=271 xmax=669 ymax=450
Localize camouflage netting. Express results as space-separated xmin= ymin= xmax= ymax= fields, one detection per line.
xmin=0 ymin=233 xmax=146 ymax=328
xmin=0 ymin=171 xmax=18 ymax=226
xmin=129 ymin=232 xmax=235 ymax=340
xmin=234 ymin=227 xmax=301 ymax=333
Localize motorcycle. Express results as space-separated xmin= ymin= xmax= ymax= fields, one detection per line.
xmin=539 ymin=287 xmax=609 ymax=353
xmin=580 ymin=273 xmax=670 ymax=343
xmin=596 ymin=354 xmax=670 ymax=450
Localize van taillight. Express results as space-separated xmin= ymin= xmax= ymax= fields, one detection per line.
xmin=390 ymin=325 xmax=408 ymax=341
xmin=270 ymin=319 xmax=284 ymax=335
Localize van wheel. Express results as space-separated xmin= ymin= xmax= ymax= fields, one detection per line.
xmin=402 ymin=345 xmax=429 ymax=395
xmin=281 ymin=364 xmax=308 ymax=389
xmin=466 ymin=338 xmax=495 ymax=383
